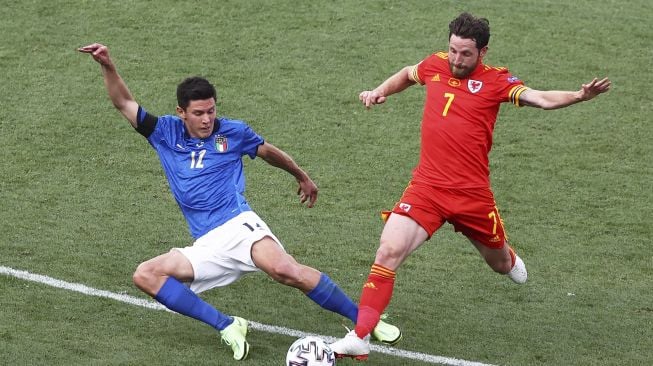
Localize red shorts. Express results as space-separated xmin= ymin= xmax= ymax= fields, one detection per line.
xmin=390 ymin=181 xmax=508 ymax=249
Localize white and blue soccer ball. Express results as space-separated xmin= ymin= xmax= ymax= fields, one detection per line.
xmin=286 ymin=336 xmax=336 ymax=366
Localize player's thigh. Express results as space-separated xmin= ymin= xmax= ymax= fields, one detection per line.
xmin=178 ymin=211 xmax=279 ymax=293
xmin=251 ymin=236 xmax=295 ymax=274
xmin=229 ymin=212 xmax=305 ymax=278
xmin=251 ymin=237 xmax=321 ymax=290
xmin=138 ymin=249 xmax=195 ymax=282
xmin=377 ymin=213 xmax=429 ymax=270
xmin=252 ymin=237 xmax=321 ymax=292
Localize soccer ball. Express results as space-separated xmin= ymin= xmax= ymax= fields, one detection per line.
xmin=286 ymin=336 xmax=336 ymax=366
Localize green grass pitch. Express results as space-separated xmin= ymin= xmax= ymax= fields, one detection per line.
xmin=0 ymin=1 xmax=651 ymax=365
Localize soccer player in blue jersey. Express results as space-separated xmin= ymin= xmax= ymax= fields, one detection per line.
xmin=78 ymin=43 xmax=401 ymax=360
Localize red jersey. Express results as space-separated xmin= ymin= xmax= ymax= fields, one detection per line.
xmin=411 ymin=52 xmax=528 ymax=188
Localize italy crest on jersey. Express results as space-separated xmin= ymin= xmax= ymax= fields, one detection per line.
xmin=468 ymin=79 xmax=483 ymax=93
xmin=215 ymin=135 xmax=228 ymax=153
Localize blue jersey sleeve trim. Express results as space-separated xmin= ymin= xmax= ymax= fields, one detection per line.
xmin=249 ymin=140 xmax=264 ymax=159
xmin=135 ymin=105 xmax=159 ymax=138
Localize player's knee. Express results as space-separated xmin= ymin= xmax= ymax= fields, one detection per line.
xmin=375 ymin=240 xmax=404 ymax=263
xmin=132 ymin=261 xmax=156 ymax=291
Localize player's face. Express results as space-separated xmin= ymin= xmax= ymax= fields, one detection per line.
xmin=177 ymin=98 xmax=217 ymax=139
xmin=448 ymin=34 xmax=487 ymax=78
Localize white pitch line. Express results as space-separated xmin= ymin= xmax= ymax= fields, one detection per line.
xmin=1 ymin=265 xmax=496 ymax=366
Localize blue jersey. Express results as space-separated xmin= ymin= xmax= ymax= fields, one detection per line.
xmin=136 ymin=106 xmax=264 ymax=238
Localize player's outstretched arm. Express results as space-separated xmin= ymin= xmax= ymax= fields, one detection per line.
xmin=78 ymin=43 xmax=139 ymax=127
xmin=519 ymin=77 xmax=611 ymax=110
xmin=359 ymin=65 xmax=417 ymax=108
xmin=256 ymin=142 xmax=318 ymax=207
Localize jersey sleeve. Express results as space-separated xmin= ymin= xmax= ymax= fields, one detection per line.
xmin=415 ymin=52 xmax=448 ymax=85
xmin=496 ymin=70 xmax=528 ymax=107
xmin=239 ymin=124 xmax=264 ymax=159
xmin=508 ymin=84 xmax=529 ymax=107
xmin=135 ymin=105 xmax=159 ymax=138
xmin=411 ymin=62 xmax=424 ymax=85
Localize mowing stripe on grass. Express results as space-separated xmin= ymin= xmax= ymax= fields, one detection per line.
xmin=1 ymin=265 xmax=496 ymax=366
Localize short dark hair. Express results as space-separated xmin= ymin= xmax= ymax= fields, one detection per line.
xmin=176 ymin=77 xmax=217 ymax=110
xmin=448 ymin=12 xmax=490 ymax=50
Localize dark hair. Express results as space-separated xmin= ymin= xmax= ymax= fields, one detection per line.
xmin=448 ymin=12 xmax=490 ymax=50
xmin=176 ymin=77 xmax=217 ymax=110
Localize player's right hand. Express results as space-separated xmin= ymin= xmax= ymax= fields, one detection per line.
xmin=77 ymin=43 xmax=113 ymax=66
xmin=359 ymin=90 xmax=387 ymax=108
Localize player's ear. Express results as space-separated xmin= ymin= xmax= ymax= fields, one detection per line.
xmin=479 ymin=46 xmax=488 ymax=59
xmin=176 ymin=106 xmax=185 ymax=120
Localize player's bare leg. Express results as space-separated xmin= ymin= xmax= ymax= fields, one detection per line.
xmin=251 ymin=236 xmax=321 ymax=291
xmin=134 ymin=250 xmax=249 ymax=360
xmin=252 ymin=236 xmax=402 ymax=347
xmin=331 ymin=214 xmax=426 ymax=359
xmin=132 ymin=250 xmax=194 ymax=295
xmin=470 ymin=239 xmax=527 ymax=283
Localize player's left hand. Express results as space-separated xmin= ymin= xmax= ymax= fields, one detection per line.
xmin=579 ymin=77 xmax=611 ymax=101
xmin=297 ymin=178 xmax=318 ymax=208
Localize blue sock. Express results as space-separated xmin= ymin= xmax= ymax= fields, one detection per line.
xmin=306 ymin=273 xmax=358 ymax=323
xmin=154 ymin=277 xmax=233 ymax=331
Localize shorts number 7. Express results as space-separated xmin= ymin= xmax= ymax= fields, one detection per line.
xmin=488 ymin=210 xmax=498 ymax=235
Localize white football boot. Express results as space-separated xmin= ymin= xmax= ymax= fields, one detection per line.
xmin=508 ymin=255 xmax=528 ymax=284
xmin=330 ymin=329 xmax=370 ymax=361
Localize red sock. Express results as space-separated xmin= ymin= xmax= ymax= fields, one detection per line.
xmin=508 ymin=246 xmax=516 ymax=267
xmin=354 ymin=264 xmax=396 ymax=339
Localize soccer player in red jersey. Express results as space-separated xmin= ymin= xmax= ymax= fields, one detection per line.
xmin=330 ymin=12 xmax=611 ymax=359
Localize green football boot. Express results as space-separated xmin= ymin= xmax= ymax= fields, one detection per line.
xmin=372 ymin=316 xmax=403 ymax=346
xmin=220 ymin=316 xmax=250 ymax=360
